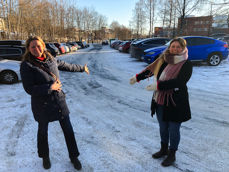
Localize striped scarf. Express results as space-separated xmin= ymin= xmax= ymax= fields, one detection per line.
xmin=144 ymin=48 xmax=188 ymax=106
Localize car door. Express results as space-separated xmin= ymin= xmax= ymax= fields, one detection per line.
xmin=185 ymin=37 xmax=214 ymax=61
xmin=0 ymin=48 xmax=23 ymax=61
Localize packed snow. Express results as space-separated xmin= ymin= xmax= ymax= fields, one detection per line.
xmin=0 ymin=44 xmax=229 ymax=172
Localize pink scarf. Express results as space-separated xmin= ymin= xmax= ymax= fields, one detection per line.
xmin=154 ymin=48 xmax=188 ymax=106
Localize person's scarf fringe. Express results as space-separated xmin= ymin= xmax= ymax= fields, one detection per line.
xmin=143 ymin=48 xmax=188 ymax=106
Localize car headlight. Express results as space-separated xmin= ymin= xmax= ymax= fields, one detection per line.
xmin=148 ymin=51 xmax=155 ymax=55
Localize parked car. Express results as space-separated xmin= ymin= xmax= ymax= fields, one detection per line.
xmin=54 ymin=43 xmax=66 ymax=54
xmin=0 ymin=45 xmax=25 ymax=61
xmin=218 ymin=35 xmax=229 ymax=44
xmin=210 ymin=33 xmax=227 ymax=39
xmin=66 ymin=42 xmax=78 ymax=52
xmin=130 ymin=37 xmax=170 ymax=60
xmin=114 ymin=41 xmax=123 ymax=50
xmin=45 ymin=43 xmax=60 ymax=57
xmin=102 ymin=40 xmax=109 ymax=45
xmin=110 ymin=39 xmax=118 ymax=46
xmin=0 ymin=58 xmax=21 ymax=84
xmin=111 ymin=40 xmax=122 ymax=49
xmin=0 ymin=40 xmax=25 ymax=46
xmin=62 ymin=43 xmax=70 ymax=53
xmin=119 ymin=41 xmax=131 ymax=53
xmin=76 ymin=41 xmax=85 ymax=49
xmin=0 ymin=40 xmax=26 ymax=61
xmin=83 ymin=41 xmax=89 ymax=48
xmin=143 ymin=36 xmax=229 ymax=66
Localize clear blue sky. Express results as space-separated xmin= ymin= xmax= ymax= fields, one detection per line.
xmin=75 ymin=0 xmax=138 ymax=27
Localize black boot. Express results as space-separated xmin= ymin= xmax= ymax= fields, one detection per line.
xmin=152 ymin=142 xmax=168 ymax=159
xmin=161 ymin=149 xmax=176 ymax=167
xmin=71 ymin=157 xmax=82 ymax=170
xmin=42 ymin=157 xmax=51 ymax=169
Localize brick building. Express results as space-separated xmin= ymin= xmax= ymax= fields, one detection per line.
xmin=178 ymin=16 xmax=213 ymax=36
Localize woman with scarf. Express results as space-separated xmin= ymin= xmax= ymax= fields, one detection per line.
xmin=129 ymin=37 xmax=192 ymax=167
xmin=20 ymin=36 xmax=89 ymax=170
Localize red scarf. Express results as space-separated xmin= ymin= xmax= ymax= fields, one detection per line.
xmin=36 ymin=56 xmax=46 ymax=61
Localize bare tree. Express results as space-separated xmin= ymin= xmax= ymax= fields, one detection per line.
xmin=144 ymin=0 xmax=157 ymax=37
xmin=0 ymin=0 xmax=110 ymax=41
xmin=131 ymin=0 xmax=147 ymax=38
xmin=175 ymin=0 xmax=206 ymax=35
xmin=157 ymin=0 xmax=178 ymax=37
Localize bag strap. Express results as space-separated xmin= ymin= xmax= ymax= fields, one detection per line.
xmin=32 ymin=61 xmax=59 ymax=82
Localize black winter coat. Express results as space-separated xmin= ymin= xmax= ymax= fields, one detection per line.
xmin=137 ymin=60 xmax=192 ymax=122
xmin=20 ymin=56 xmax=85 ymax=123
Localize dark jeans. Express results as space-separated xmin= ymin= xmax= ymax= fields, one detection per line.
xmin=156 ymin=105 xmax=181 ymax=150
xmin=37 ymin=116 xmax=80 ymax=159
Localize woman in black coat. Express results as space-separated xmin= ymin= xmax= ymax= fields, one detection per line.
xmin=130 ymin=37 xmax=192 ymax=167
xmin=20 ymin=36 xmax=89 ymax=170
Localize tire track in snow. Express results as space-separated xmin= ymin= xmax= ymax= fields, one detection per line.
xmin=5 ymin=114 xmax=28 ymax=157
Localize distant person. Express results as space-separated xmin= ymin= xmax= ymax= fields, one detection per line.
xmin=129 ymin=37 xmax=192 ymax=167
xmin=20 ymin=36 xmax=89 ymax=170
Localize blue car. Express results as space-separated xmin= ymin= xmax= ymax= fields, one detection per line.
xmin=143 ymin=36 xmax=229 ymax=66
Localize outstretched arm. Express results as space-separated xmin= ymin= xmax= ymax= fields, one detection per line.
xmin=57 ymin=59 xmax=85 ymax=72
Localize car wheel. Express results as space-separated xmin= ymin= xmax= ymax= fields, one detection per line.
xmin=0 ymin=70 xmax=18 ymax=84
xmin=207 ymin=53 xmax=221 ymax=66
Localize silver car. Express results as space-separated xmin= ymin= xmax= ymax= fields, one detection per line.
xmin=0 ymin=58 xmax=21 ymax=84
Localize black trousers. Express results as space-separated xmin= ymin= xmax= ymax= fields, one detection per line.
xmin=37 ymin=116 xmax=80 ymax=159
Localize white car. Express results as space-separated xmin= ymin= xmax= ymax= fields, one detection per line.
xmin=0 ymin=59 xmax=21 ymax=84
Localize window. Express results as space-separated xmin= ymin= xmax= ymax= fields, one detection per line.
xmin=144 ymin=39 xmax=168 ymax=45
xmin=6 ymin=49 xmax=21 ymax=54
xmin=186 ymin=38 xmax=214 ymax=46
xmin=0 ymin=48 xmax=22 ymax=56
xmin=0 ymin=49 xmax=7 ymax=54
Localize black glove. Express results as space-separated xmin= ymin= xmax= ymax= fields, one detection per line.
xmin=151 ymin=98 xmax=157 ymax=118
xmin=151 ymin=111 xmax=155 ymax=118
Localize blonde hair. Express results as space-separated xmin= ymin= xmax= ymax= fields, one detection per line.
xmin=22 ymin=36 xmax=51 ymax=61
xmin=169 ymin=37 xmax=187 ymax=50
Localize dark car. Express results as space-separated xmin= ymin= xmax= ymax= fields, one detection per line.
xmin=143 ymin=36 xmax=229 ymax=66
xmin=76 ymin=41 xmax=85 ymax=49
xmin=0 ymin=40 xmax=26 ymax=61
xmin=0 ymin=45 xmax=25 ymax=61
xmin=45 ymin=43 xmax=60 ymax=57
xmin=130 ymin=37 xmax=170 ymax=60
xmin=0 ymin=40 xmax=25 ymax=46
xmin=102 ymin=40 xmax=109 ymax=45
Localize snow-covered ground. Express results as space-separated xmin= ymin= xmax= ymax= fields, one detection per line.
xmin=1 ymin=44 xmax=229 ymax=172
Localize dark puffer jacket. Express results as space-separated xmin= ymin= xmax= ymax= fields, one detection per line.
xmin=137 ymin=60 xmax=192 ymax=122
xmin=20 ymin=56 xmax=85 ymax=123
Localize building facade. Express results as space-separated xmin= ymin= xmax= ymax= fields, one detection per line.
xmin=178 ymin=16 xmax=213 ymax=36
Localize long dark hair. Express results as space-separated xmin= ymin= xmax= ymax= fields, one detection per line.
xmin=22 ymin=36 xmax=52 ymax=62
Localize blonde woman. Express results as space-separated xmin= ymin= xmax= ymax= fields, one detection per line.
xmin=130 ymin=37 xmax=192 ymax=167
